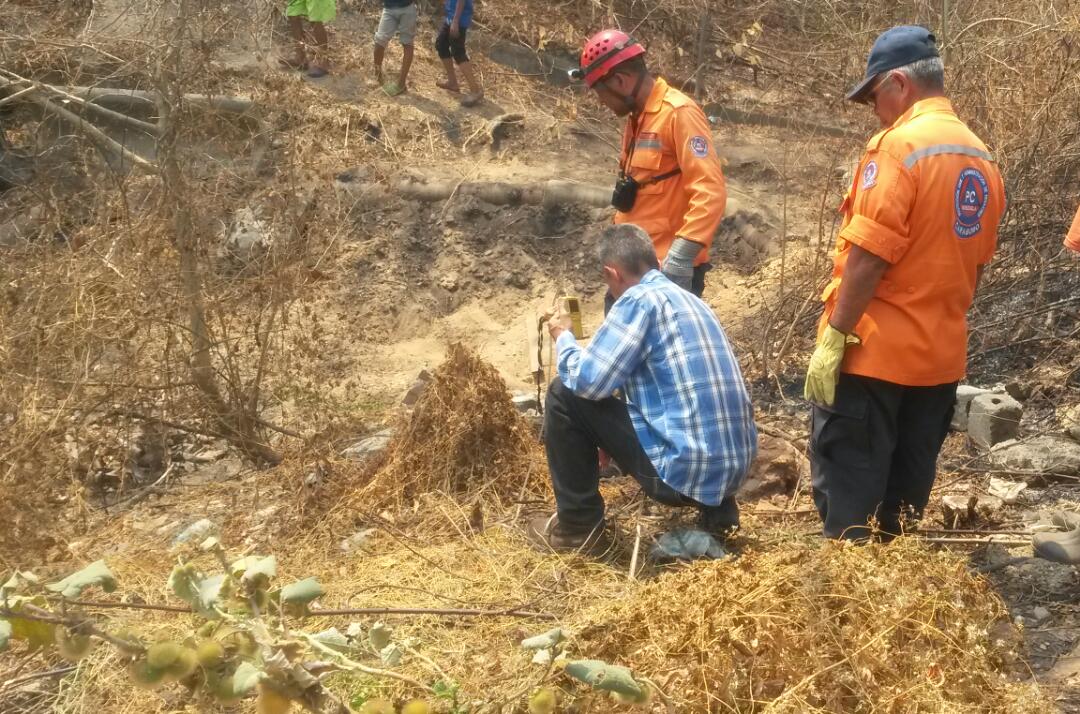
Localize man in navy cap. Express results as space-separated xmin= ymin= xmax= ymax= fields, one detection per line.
xmin=804 ymin=26 xmax=1006 ymax=540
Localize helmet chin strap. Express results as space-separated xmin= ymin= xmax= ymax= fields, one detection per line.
xmin=598 ymin=69 xmax=647 ymax=114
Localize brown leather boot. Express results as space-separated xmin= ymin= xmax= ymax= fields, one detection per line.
xmin=525 ymin=514 xmax=612 ymax=556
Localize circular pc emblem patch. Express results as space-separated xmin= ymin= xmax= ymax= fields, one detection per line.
xmin=954 ymin=168 xmax=990 ymax=239
xmin=861 ymin=160 xmax=878 ymax=190
xmin=689 ymin=135 xmax=709 ymax=158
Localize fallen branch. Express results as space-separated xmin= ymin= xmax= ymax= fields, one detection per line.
xmin=390 ymin=177 xmax=612 ymax=208
xmin=1 ymin=604 xmax=146 ymax=655
xmin=302 ymin=633 xmax=433 ymax=694
xmin=64 ymin=86 xmax=256 ymax=115
xmin=41 ymin=97 xmax=158 ymax=172
xmin=56 ymin=599 xmax=557 ymax=620
xmin=0 ymin=666 xmax=77 ymax=691
xmin=756 ymin=422 xmax=807 ymax=446
xmin=1 ymin=80 xmax=158 ymax=173
xmin=0 ymin=71 xmax=160 ymax=135
xmin=308 ymin=605 xmax=557 ymax=620
xmin=104 ymin=463 xmax=177 ymax=510
xmin=920 ymin=536 xmax=1030 ymax=546
xmin=0 ymin=85 xmax=36 ymax=108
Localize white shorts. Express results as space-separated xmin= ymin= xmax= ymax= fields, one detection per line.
xmin=374 ymin=4 xmax=418 ymax=47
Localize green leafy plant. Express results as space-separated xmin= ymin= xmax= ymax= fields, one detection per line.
xmin=0 ymin=541 xmax=438 ymax=713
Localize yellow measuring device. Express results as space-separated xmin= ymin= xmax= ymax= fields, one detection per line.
xmin=559 ymin=295 xmax=584 ymax=339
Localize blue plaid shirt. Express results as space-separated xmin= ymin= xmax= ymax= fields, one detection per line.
xmin=556 ymin=270 xmax=757 ymax=505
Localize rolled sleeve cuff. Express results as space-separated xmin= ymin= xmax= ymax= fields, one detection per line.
xmin=839 ymin=214 xmax=908 ymax=264
xmin=555 ymin=330 xmax=578 ymax=355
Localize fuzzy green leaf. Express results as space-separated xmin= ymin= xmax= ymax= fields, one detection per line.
xmin=168 ymin=565 xmax=228 ymax=618
xmin=0 ymin=620 xmax=11 ymax=652
xmin=280 ymin=577 xmax=324 ymax=606
xmin=369 ymin=621 xmax=392 ymax=651
xmin=9 ymin=614 xmax=55 ymax=651
xmin=313 ymin=627 xmax=351 ymax=651
xmin=231 ymin=661 xmax=265 ymax=696
xmin=521 ymin=627 xmax=563 ymax=650
xmin=0 ymin=571 xmax=39 ymax=599
xmin=379 ymin=643 xmax=404 ymax=667
xmin=563 ymin=659 xmax=643 ymax=698
xmin=45 ymin=560 xmax=117 ymax=599
xmin=235 ymin=556 xmax=276 ymax=586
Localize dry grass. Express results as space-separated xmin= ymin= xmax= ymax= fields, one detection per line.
xmin=332 ymin=343 xmax=549 ymax=515
xmin=2 ymin=1 xmax=1078 ymax=712
xmin=576 ymin=538 xmax=1048 ymax=713
xmin=3 ymin=520 xmax=1046 ymax=713
xmin=0 ymin=350 xmax=1046 ymax=714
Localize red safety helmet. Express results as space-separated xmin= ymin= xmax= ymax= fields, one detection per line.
xmin=571 ymin=29 xmax=646 ymax=87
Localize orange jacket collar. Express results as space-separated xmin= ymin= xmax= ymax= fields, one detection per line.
xmin=892 ymin=96 xmax=955 ymax=128
xmin=641 ymin=77 xmax=669 ymax=115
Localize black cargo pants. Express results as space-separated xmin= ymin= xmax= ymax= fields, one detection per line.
xmin=809 ymin=373 xmax=957 ymax=541
xmin=544 ymin=379 xmax=739 ymax=534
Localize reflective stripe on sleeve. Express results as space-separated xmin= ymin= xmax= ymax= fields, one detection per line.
xmin=903 ymin=144 xmax=996 ymax=170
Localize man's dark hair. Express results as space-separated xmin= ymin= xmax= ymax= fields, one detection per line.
xmin=610 ymin=55 xmax=648 ymax=79
xmin=597 ymin=224 xmax=659 ymax=275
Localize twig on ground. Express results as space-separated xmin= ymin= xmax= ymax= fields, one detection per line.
xmin=0 ymin=666 xmax=78 ymax=691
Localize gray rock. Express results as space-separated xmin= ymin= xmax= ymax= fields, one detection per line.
xmin=740 ymin=434 xmax=807 ymax=500
xmin=172 ymin=518 xmax=218 ymax=547
xmin=1004 ymin=381 xmax=1032 ymax=402
xmin=1059 ymin=404 xmax=1080 ymax=443
xmin=219 ymin=206 xmax=273 ymax=264
xmin=512 ymin=393 xmax=539 ymax=413
xmin=1032 ymin=606 xmax=1052 ymax=623
xmin=339 ymin=528 xmax=376 ymax=553
xmin=951 ymin=385 xmax=992 ymax=431
xmin=401 ymin=370 xmax=433 ymax=407
xmin=990 ymin=435 xmax=1080 ymax=476
xmin=341 ymin=429 xmax=393 ymax=462
xmin=968 ymin=393 xmax=1023 ymax=449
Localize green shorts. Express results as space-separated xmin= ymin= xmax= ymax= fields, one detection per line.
xmin=286 ymin=0 xmax=335 ymax=23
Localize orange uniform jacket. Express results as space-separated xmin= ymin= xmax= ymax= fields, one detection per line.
xmin=821 ymin=97 xmax=1006 ymax=386
xmin=1066 ymin=204 xmax=1080 ymax=253
xmin=613 ymin=78 xmax=726 ymax=265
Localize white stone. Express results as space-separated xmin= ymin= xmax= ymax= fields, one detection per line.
xmin=952 ymin=385 xmax=992 ymax=432
xmin=968 ymin=393 xmax=1023 ymax=449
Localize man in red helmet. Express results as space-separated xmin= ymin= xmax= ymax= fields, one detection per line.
xmin=574 ymin=30 xmax=727 ymax=296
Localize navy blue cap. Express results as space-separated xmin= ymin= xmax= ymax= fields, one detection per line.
xmin=847 ymin=25 xmax=940 ymax=102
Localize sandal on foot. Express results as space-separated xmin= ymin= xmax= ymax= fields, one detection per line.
xmin=436 ymin=80 xmax=460 ymax=93
xmin=525 ymin=513 xmax=612 ymax=556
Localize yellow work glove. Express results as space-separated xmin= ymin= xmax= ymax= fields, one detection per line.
xmin=804 ymin=324 xmax=861 ymax=406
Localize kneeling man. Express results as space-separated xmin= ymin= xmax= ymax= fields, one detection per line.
xmin=529 ymin=224 xmax=757 ymax=552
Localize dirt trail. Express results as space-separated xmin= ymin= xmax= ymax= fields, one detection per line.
xmin=276 ymin=7 xmax=852 ymax=400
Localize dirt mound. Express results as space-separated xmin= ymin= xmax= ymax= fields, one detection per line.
xmin=575 ymin=538 xmax=1047 ymax=712
xmin=343 ymin=343 xmax=548 ymax=511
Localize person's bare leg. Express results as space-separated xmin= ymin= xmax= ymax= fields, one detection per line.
xmin=309 ymin=21 xmax=329 ymax=74
xmin=437 ymin=58 xmax=459 ymax=92
xmin=283 ymin=15 xmax=307 ymax=67
xmin=458 ymin=61 xmax=483 ymax=103
xmin=373 ymin=43 xmax=386 ymax=85
xmin=397 ymin=44 xmax=414 ymax=90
